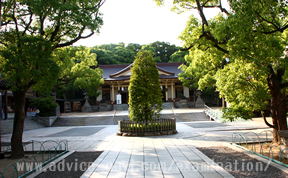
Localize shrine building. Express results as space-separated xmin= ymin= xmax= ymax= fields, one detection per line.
xmin=96 ymin=62 xmax=191 ymax=106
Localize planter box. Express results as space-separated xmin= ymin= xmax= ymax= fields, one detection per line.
xmin=26 ymin=112 xmax=39 ymax=117
xmin=33 ymin=116 xmax=58 ymax=127
xmin=118 ymin=118 xmax=177 ymax=136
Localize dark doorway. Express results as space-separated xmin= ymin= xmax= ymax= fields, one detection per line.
xmin=162 ymin=86 xmax=167 ymax=101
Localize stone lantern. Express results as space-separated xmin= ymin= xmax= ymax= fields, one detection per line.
xmin=81 ymin=92 xmax=92 ymax=112
xmin=195 ymin=89 xmax=205 ymax=108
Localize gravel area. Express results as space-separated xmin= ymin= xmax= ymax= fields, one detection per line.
xmin=197 ymin=146 xmax=288 ymax=178
xmin=35 ymin=151 xmax=102 ymax=178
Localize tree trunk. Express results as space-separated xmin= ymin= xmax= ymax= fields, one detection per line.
xmin=277 ymin=96 xmax=287 ymax=131
xmin=11 ymin=89 xmax=27 ymax=158
xmin=268 ymin=68 xmax=287 ymax=143
xmin=271 ymin=92 xmax=287 ymax=144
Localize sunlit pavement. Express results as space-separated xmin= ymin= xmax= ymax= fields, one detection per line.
xmin=59 ymin=108 xmax=207 ymax=117
xmin=1 ymin=108 xmax=274 ymax=177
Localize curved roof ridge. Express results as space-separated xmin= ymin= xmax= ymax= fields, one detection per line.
xmin=156 ymin=66 xmax=174 ymax=75
xmin=109 ymin=62 xmax=180 ymax=78
xmin=109 ymin=62 xmax=134 ymax=77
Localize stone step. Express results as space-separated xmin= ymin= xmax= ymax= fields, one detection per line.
xmin=162 ymin=102 xmax=173 ymax=109
xmin=113 ymin=104 xmax=128 ymax=111
xmin=175 ymin=112 xmax=209 ymax=122
xmin=1 ymin=117 xmax=46 ymax=135
xmin=52 ymin=112 xmax=209 ymax=126
xmin=52 ymin=115 xmax=129 ymax=126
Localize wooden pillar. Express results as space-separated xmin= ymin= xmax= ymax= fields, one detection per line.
xmin=165 ymin=82 xmax=168 ymax=102
xmin=171 ymin=82 xmax=174 ymax=99
xmin=111 ymin=85 xmax=115 ymax=103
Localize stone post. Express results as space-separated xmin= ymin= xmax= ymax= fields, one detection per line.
xmin=81 ymin=93 xmax=92 ymax=112
xmin=195 ymin=89 xmax=205 ymax=108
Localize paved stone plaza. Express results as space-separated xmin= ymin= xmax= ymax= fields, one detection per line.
xmin=1 ymin=108 xmax=286 ymax=177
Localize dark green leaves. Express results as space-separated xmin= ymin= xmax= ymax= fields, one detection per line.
xmin=128 ymin=51 xmax=163 ymax=122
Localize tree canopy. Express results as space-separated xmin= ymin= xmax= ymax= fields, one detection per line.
xmin=90 ymin=41 xmax=186 ymax=65
xmin=128 ymin=50 xmax=163 ymax=122
xmin=55 ymin=46 xmax=104 ymax=99
xmin=0 ymin=0 xmax=105 ymax=158
xmin=156 ymin=0 xmax=288 ymax=142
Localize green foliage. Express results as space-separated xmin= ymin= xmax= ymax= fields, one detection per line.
xmin=30 ymin=92 xmax=58 ymax=117
xmin=126 ymin=43 xmax=142 ymax=54
xmin=216 ymin=60 xmax=270 ymax=118
xmin=164 ymin=0 xmax=288 ymax=122
xmin=90 ymin=41 xmax=185 ymax=65
xmin=0 ymin=0 xmax=104 ymax=92
xmin=0 ymin=36 xmax=60 ymax=92
xmin=123 ymin=122 xmax=175 ymax=132
xmin=128 ymin=51 xmax=163 ymax=122
xmin=169 ymin=50 xmax=188 ymax=63
xmin=177 ymin=15 xmax=225 ymax=90
xmin=150 ymin=41 xmax=181 ymax=63
xmin=140 ymin=44 xmax=156 ymax=55
xmin=55 ymin=46 xmax=104 ymax=98
xmin=0 ymin=0 xmax=105 ymax=157
xmin=91 ymin=43 xmax=135 ymax=65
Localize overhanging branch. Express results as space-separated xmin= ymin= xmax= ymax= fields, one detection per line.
xmin=213 ymin=44 xmax=229 ymax=54
xmin=253 ymin=9 xmax=288 ymax=34
xmin=54 ymin=28 xmax=94 ymax=49
xmin=262 ymin=112 xmax=276 ymax=129
xmin=22 ymin=12 xmax=33 ymax=36
xmin=262 ymin=24 xmax=288 ymax=34
xmin=180 ymin=44 xmax=195 ymax=51
xmin=83 ymin=0 xmax=106 ymax=10
xmin=202 ymin=5 xmax=230 ymax=16
xmin=196 ymin=0 xmax=208 ymax=27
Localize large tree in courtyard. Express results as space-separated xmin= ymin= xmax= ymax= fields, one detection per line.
xmin=155 ymin=0 xmax=288 ymax=143
xmin=55 ymin=46 xmax=103 ymax=100
xmin=128 ymin=50 xmax=163 ymax=122
xmin=0 ymin=0 xmax=105 ymax=158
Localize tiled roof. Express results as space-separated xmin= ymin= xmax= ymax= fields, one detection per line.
xmin=109 ymin=63 xmax=134 ymax=78
xmin=99 ymin=62 xmax=184 ymax=81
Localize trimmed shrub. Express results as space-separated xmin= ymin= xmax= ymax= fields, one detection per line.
xmin=128 ymin=50 xmax=163 ymax=122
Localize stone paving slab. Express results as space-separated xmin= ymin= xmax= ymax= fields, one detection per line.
xmin=60 ymin=108 xmax=207 ymax=117
xmin=45 ymin=127 xmax=105 ymax=137
xmin=81 ymin=132 xmax=234 ymax=178
xmin=1 ymin=111 xmax=278 ymax=177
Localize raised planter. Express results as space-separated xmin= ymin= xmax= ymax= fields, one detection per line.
xmin=33 ymin=116 xmax=58 ymax=127
xmin=117 ymin=118 xmax=177 ymax=136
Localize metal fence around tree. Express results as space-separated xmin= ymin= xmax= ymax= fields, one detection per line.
xmin=118 ymin=118 xmax=177 ymax=136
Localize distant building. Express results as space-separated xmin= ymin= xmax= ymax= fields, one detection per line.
xmin=97 ymin=62 xmax=190 ymax=105
xmin=0 ymin=79 xmax=36 ymax=119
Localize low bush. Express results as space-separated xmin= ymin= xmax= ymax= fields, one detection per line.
xmin=30 ymin=96 xmax=58 ymax=117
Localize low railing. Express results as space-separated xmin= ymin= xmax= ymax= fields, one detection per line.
xmin=112 ymin=110 xmax=117 ymax=124
xmin=118 ymin=118 xmax=177 ymax=136
xmin=1 ymin=140 xmax=68 ymax=178
xmin=204 ymin=105 xmax=223 ymax=122
xmin=172 ymin=107 xmax=176 ymax=117
xmin=232 ymin=131 xmax=288 ymax=167
xmin=204 ymin=105 xmax=246 ymax=123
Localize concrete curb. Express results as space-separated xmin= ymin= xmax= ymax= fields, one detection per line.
xmin=224 ymin=143 xmax=288 ymax=174
xmin=27 ymin=150 xmax=75 ymax=178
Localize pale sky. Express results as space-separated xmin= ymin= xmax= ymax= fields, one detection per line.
xmin=74 ymin=0 xmax=227 ymax=47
